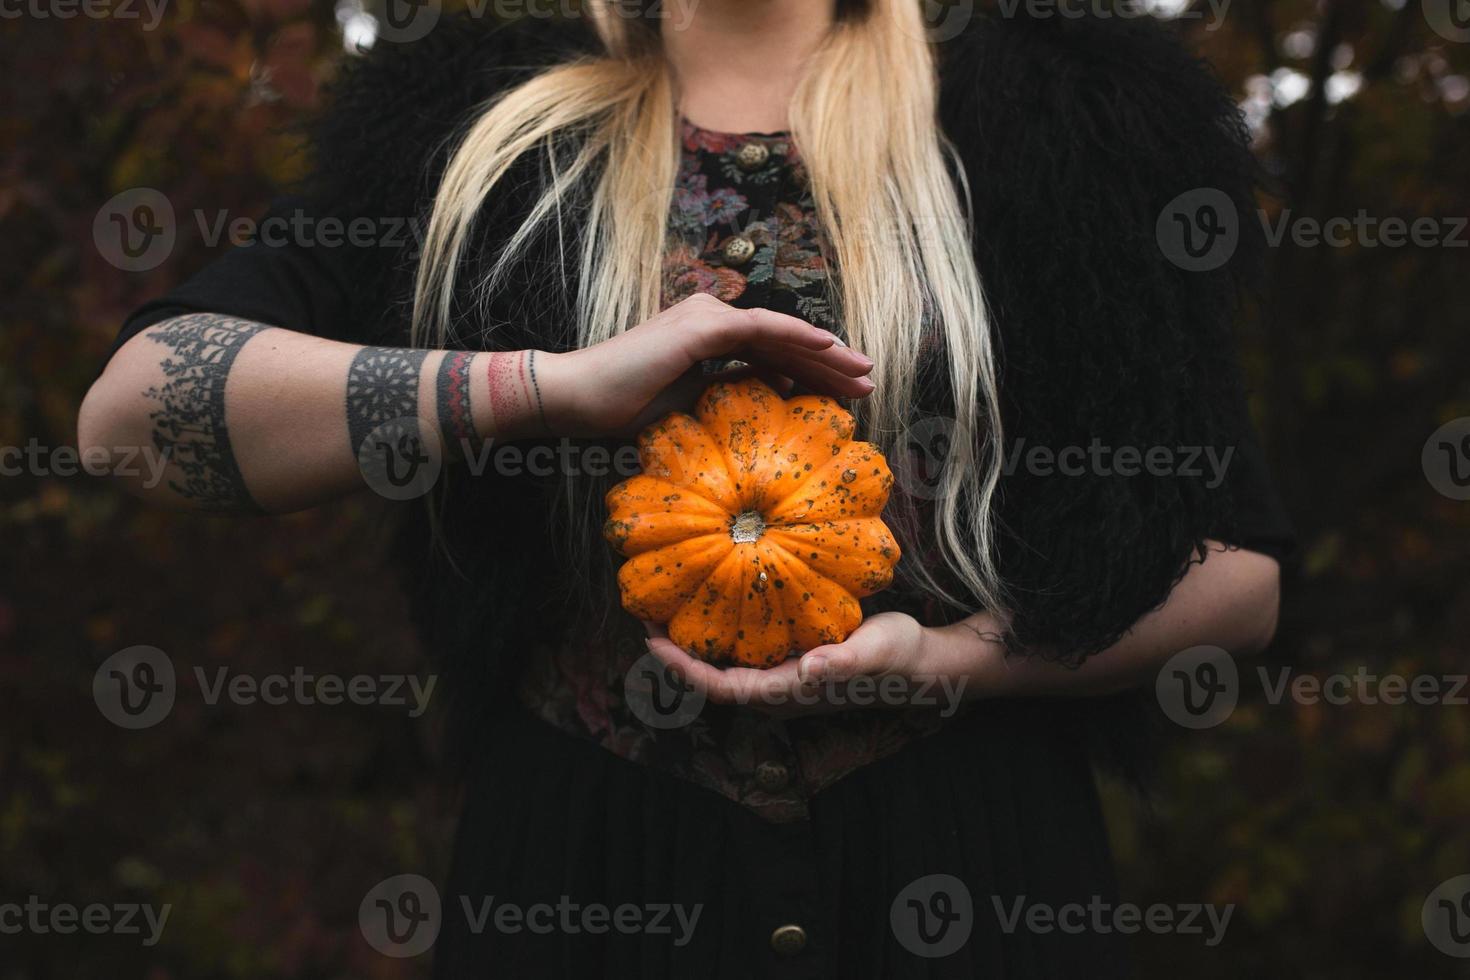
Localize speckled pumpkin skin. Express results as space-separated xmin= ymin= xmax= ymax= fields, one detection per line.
xmin=603 ymin=378 xmax=900 ymax=668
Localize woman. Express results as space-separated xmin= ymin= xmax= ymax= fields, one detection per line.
xmin=80 ymin=1 xmax=1293 ymax=976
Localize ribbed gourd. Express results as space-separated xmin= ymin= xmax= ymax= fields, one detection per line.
xmin=603 ymin=378 xmax=900 ymax=668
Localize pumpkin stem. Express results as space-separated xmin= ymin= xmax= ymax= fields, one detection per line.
xmin=729 ymin=510 xmax=766 ymax=544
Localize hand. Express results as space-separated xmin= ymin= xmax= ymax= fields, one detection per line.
xmin=642 ymin=611 xmax=1006 ymax=719
xmin=538 ymin=293 xmax=875 ymax=438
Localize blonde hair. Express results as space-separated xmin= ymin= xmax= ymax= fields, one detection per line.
xmin=412 ymin=0 xmax=1007 ymax=618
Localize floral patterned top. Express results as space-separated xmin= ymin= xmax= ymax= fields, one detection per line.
xmin=515 ymin=119 xmax=967 ymax=823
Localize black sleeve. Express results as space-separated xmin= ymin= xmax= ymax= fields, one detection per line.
xmin=1212 ymin=415 xmax=1296 ymax=563
xmin=108 ymin=195 xmax=366 ymax=358
xmin=102 ymin=15 xmax=596 ymax=367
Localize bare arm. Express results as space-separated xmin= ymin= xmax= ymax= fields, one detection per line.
xmin=645 ymin=541 xmax=1282 ymax=710
xmin=77 ymin=294 xmax=875 ymax=514
xmin=78 ymin=314 xmax=546 ymax=513
xmin=932 ymin=542 xmax=1283 ymax=698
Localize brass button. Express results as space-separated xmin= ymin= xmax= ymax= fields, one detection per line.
xmin=736 ymin=141 xmax=770 ymax=172
xmin=722 ymin=235 xmax=756 ymax=265
xmin=754 ymin=760 xmax=790 ymax=793
xmin=770 ymin=923 xmax=807 ymax=955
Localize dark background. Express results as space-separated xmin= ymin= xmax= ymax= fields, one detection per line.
xmin=3 ymin=0 xmax=1469 ymax=976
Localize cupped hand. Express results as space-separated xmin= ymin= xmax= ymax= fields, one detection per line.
xmin=641 ymin=612 xmax=1004 ymax=719
xmin=538 ymin=293 xmax=875 ymax=438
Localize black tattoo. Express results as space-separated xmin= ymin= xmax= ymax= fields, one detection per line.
xmin=528 ymin=349 xmax=549 ymax=434
xmin=435 ymin=350 xmax=478 ymax=454
xmin=346 ymin=347 xmax=429 ymax=455
xmin=144 ymin=314 xmax=264 ymax=510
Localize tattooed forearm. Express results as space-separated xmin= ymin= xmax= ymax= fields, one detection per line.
xmin=144 ymin=314 xmax=265 ymax=510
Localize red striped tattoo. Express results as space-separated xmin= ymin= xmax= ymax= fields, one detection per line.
xmin=435 ymin=350 xmax=478 ymax=453
xmin=487 ymin=351 xmax=527 ymax=432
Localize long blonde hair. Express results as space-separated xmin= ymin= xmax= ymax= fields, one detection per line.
xmin=412 ymin=0 xmax=1007 ymax=618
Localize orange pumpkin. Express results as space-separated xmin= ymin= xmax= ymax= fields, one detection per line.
xmin=603 ymin=377 xmax=900 ymax=668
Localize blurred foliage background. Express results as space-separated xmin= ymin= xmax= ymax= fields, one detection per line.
xmin=2 ymin=0 xmax=1468 ymax=976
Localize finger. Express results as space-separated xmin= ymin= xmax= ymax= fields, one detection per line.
xmin=764 ymin=372 xmax=797 ymax=396
xmin=758 ymin=352 xmax=870 ymax=399
xmin=742 ymin=351 xmax=876 ymax=399
xmin=705 ymin=660 xmax=812 ymax=710
xmin=643 ymin=636 xmax=809 ymax=711
xmin=690 ymin=306 xmax=838 ymax=358
xmin=799 ymin=628 xmax=895 ymax=684
xmin=752 ymin=338 xmax=874 ymax=378
xmin=643 ymin=635 xmax=742 ymax=702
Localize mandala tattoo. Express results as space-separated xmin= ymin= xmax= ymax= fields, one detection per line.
xmin=346 ymin=346 xmax=429 ymax=460
xmin=144 ymin=314 xmax=264 ymax=510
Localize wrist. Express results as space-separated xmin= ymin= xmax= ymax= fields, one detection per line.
xmin=935 ymin=616 xmax=1015 ymax=701
xmin=470 ymin=349 xmax=562 ymax=441
xmin=533 ymin=350 xmax=584 ymax=436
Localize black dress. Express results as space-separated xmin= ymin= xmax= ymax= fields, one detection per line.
xmin=107 ymin=13 xmax=1295 ymax=978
